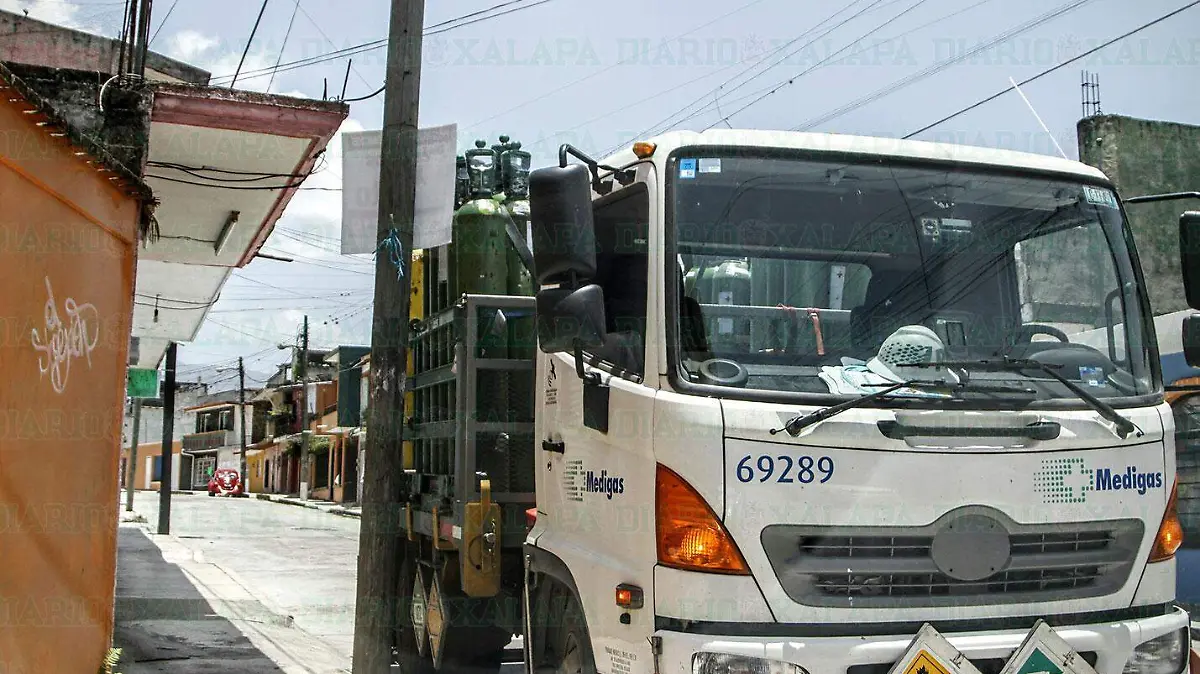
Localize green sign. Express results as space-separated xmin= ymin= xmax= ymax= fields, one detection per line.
xmin=1015 ymin=649 xmax=1063 ymax=674
xmin=126 ymin=368 xmax=159 ymax=398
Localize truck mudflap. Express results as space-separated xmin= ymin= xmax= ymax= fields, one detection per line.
xmin=890 ymin=622 xmax=1098 ymax=674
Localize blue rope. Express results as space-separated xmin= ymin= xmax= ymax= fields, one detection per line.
xmin=375 ymin=227 xmax=405 ymax=281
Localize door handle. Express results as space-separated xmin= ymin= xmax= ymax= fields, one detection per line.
xmin=541 ymin=439 xmax=565 ymax=454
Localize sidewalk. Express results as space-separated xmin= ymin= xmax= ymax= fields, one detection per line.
xmin=113 ymin=502 xmax=352 ymax=673
xmin=254 ymin=492 xmax=361 ymax=519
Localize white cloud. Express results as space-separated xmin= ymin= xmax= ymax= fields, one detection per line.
xmin=168 ymin=29 xmax=219 ymax=62
xmin=0 ymin=0 xmax=100 ymax=32
xmin=160 ymin=27 xmax=277 ymax=92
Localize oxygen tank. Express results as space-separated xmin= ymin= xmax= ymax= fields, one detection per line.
xmin=452 ymin=139 xmax=508 ymax=299
xmin=704 ymin=259 xmax=751 ymax=353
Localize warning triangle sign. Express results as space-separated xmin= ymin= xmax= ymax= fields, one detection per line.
xmin=887 ymin=624 xmax=986 ymax=674
xmin=998 ymin=621 xmax=1099 ymax=674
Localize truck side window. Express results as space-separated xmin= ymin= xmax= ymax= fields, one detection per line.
xmin=590 ymin=184 xmax=650 ymax=377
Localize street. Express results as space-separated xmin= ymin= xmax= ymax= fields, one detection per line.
xmin=117 ymin=491 xmax=361 ymax=673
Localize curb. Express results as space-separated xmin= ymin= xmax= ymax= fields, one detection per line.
xmin=254 ymin=493 xmax=361 ymax=518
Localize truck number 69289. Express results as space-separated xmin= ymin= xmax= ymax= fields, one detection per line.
xmin=736 ymin=454 xmax=834 ymax=484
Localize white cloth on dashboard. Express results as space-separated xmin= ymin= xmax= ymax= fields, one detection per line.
xmin=818 ymin=358 xmax=952 ymax=398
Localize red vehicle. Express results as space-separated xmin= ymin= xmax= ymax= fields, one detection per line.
xmin=207 ymin=468 xmax=244 ymax=497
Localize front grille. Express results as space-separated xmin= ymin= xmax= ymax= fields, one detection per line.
xmin=815 ymin=566 xmax=1102 ymax=598
xmin=762 ymin=507 xmax=1144 ymax=609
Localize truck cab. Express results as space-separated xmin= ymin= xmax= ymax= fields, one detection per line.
xmin=524 ymin=130 xmax=1191 ymax=674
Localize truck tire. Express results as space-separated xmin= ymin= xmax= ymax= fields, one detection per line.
xmin=537 ymin=582 xmax=596 ymax=674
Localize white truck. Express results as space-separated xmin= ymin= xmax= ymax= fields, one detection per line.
xmin=394 ymin=130 xmax=1194 ymax=674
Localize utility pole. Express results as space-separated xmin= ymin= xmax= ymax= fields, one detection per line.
xmin=299 ymin=315 xmax=310 ymax=500
xmin=157 ymin=341 xmax=176 ymax=535
xmin=239 ymin=357 xmax=248 ymax=492
xmin=352 ymin=0 xmax=424 ymax=669
xmin=124 ymin=399 xmax=142 ymax=512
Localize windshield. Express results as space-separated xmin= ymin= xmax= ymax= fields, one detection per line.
xmin=669 ymin=153 xmax=1156 ymax=402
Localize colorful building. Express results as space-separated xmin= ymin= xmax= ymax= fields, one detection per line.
xmin=0 ymin=60 xmax=151 ymax=674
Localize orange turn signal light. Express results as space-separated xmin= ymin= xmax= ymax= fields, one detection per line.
xmin=615 ymin=584 xmax=643 ymax=609
xmin=632 ymin=141 xmax=656 ymax=159
xmin=1150 ymin=478 xmax=1183 ymax=562
xmin=656 ymin=464 xmax=749 ymax=575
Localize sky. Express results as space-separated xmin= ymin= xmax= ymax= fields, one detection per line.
xmin=7 ymin=0 xmax=1198 ymax=389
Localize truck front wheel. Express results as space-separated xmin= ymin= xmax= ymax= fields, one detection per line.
xmin=535 ymin=581 xmax=596 ymax=674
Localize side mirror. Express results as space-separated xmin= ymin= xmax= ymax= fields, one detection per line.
xmin=536 ymin=284 xmax=607 ymax=355
xmin=1183 ymin=314 xmax=1200 ymax=368
xmin=530 ymin=163 xmax=596 ymax=286
xmin=1178 ymin=212 xmax=1200 ymax=310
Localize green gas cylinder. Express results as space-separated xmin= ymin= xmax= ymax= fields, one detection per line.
xmin=700 ymin=259 xmax=751 ymax=353
xmin=452 ymin=140 xmax=508 ymax=298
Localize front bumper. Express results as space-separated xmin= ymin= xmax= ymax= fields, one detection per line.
xmin=656 ymin=607 xmax=1190 ymax=674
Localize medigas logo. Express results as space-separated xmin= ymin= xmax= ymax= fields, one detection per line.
xmin=1034 ymin=457 xmax=1164 ymax=504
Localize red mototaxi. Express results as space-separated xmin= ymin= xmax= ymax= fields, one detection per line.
xmin=207 ymin=468 xmax=244 ymax=497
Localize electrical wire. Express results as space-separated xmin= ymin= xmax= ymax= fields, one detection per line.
xmin=597 ymin=0 xmax=895 ymax=157
xmin=268 ymin=0 xmax=302 ymax=93
xmin=148 ymin=0 xmax=180 ymax=46
xmin=145 ymin=160 xmax=319 ymax=179
xmin=145 ymin=173 xmax=341 ymax=191
xmin=464 ymin=0 xmax=773 ymax=130
xmin=211 ymin=0 xmax=566 ymax=86
xmin=652 ymin=0 xmax=994 ymax=135
xmin=904 ymin=0 xmax=1200 ymax=139
xmin=791 ymin=0 xmax=1094 ymax=132
xmin=703 ymin=0 xmax=930 ymax=131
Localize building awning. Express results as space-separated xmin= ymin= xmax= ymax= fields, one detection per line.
xmin=130 ymin=85 xmax=348 ymax=368
xmin=183 ymin=401 xmax=236 ymax=413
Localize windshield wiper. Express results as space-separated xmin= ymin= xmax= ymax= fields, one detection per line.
xmin=902 ymin=357 xmax=1142 ymax=439
xmin=770 ymin=377 xmax=1036 ymax=437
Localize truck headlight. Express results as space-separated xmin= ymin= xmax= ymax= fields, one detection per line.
xmin=1122 ymin=627 xmax=1189 ymax=674
xmin=692 ymin=653 xmax=809 ymax=674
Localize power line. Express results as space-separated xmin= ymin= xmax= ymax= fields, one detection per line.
xmin=792 ymin=0 xmax=1093 ymax=131
xmin=703 ymin=0 xmax=930 ymax=131
xmin=210 ymin=0 xmax=565 ymax=86
xmin=598 ymin=0 xmax=894 ymax=157
xmin=659 ymin=0 xmax=994 ymax=135
xmin=905 ymin=0 xmax=1200 ymax=139
xmin=145 ymin=173 xmax=340 ymax=190
xmin=268 ymin=0 xmax=302 ymax=93
xmin=148 ymin=0 xmax=181 ymax=46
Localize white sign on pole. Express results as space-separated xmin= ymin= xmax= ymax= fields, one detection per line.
xmin=340 ymin=124 xmax=458 ymax=255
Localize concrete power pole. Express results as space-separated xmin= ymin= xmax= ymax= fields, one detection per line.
xmin=124 ymin=399 xmax=142 ymax=511
xmin=239 ymin=356 xmax=248 ymax=492
xmin=157 ymin=341 xmax=176 ymax=535
xmin=351 ymin=0 xmax=425 ymax=669
xmin=299 ymin=315 xmax=310 ymax=500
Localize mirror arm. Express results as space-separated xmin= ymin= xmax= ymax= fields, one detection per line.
xmin=573 ymin=340 xmax=601 ymax=386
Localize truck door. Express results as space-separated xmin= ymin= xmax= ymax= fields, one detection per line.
xmin=533 ymin=178 xmax=660 ymax=672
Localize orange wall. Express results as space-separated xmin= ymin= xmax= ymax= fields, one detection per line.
xmin=0 ymin=96 xmax=140 ymax=673
xmin=122 ymin=441 xmax=183 ymax=491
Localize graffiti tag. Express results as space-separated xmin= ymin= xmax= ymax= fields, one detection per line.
xmin=30 ymin=276 xmax=99 ymax=394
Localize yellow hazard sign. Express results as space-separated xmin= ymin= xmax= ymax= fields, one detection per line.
xmin=887 ymin=624 xmax=985 ymax=674
xmin=903 ymin=651 xmax=952 ymax=674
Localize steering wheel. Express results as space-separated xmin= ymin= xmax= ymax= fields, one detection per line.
xmin=1012 ymin=324 xmax=1070 ymax=345
xmin=697 ymin=358 xmax=749 ymax=387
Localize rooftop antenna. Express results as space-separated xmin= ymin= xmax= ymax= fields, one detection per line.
xmin=1008 ymin=76 xmax=1068 ymax=160
xmin=1081 ymin=70 xmax=1102 ymax=118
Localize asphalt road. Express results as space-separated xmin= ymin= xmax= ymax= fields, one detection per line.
xmin=123 ymin=491 xmax=362 ymax=671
